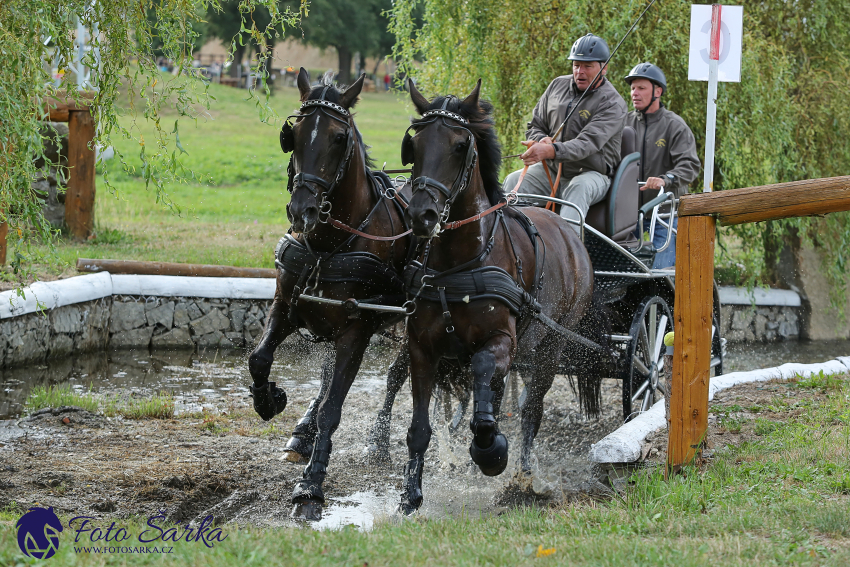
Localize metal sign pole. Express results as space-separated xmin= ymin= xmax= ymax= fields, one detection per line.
xmin=703 ymin=4 xmax=721 ymax=192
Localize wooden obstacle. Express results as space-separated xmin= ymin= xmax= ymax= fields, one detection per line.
xmin=0 ymin=92 xmax=96 ymax=267
xmin=668 ymin=176 xmax=850 ymax=471
xmin=76 ymin=258 xmax=276 ymax=279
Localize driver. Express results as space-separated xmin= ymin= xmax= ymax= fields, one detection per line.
xmin=502 ymin=33 xmax=627 ymax=232
xmin=624 ymin=63 xmax=700 ymax=268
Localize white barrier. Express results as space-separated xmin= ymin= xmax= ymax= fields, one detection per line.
xmin=0 ymin=273 xmax=276 ymax=319
xmin=589 ymin=357 xmax=850 ymax=464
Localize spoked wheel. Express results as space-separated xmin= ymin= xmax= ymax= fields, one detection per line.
xmin=710 ymin=313 xmax=725 ymax=376
xmin=623 ymin=296 xmax=672 ymax=422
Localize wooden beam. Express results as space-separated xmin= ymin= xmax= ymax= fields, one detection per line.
xmin=43 ymin=90 xmax=95 ymax=123
xmin=77 ymin=258 xmax=277 ymax=279
xmin=678 ymin=176 xmax=850 ymax=225
xmin=668 ymin=215 xmax=716 ymax=473
xmin=65 ymin=109 xmax=97 ymax=240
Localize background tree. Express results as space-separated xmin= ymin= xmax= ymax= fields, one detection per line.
xmin=0 ymin=0 xmax=302 ymax=276
xmin=206 ymin=1 xmax=278 ymax=78
xmin=284 ymin=0 xmax=393 ymax=84
xmin=390 ymin=0 xmax=850 ymax=302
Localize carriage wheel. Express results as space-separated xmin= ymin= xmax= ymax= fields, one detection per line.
xmin=623 ymin=296 xmax=672 ymax=422
xmin=711 ymin=313 xmax=724 ymax=376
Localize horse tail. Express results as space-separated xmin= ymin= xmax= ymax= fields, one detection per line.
xmin=567 ymin=289 xmax=612 ymax=419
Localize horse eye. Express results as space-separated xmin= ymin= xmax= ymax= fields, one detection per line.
xmin=334 ymin=133 xmax=346 ymax=144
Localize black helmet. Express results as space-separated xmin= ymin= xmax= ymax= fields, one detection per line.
xmin=568 ymin=33 xmax=610 ymax=63
xmin=624 ymin=63 xmax=667 ymax=95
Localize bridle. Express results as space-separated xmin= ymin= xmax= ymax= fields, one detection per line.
xmin=282 ymin=91 xmax=356 ymax=222
xmin=404 ymin=98 xmax=479 ymax=228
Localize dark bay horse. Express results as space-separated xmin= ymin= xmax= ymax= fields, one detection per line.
xmin=398 ymin=80 xmax=605 ymax=514
xmin=247 ymin=68 xmax=411 ymax=519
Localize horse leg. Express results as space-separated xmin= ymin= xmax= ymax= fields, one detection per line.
xmin=247 ymin=293 xmax=295 ymax=420
xmin=468 ymin=337 xmax=513 ymax=477
xmin=365 ymin=344 xmax=410 ymax=465
xmin=399 ymin=342 xmax=437 ymax=515
xmin=291 ymin=326 xmax=371 ymax=520
xmin=282 ymin=347 xmax=333 ymax=463
xmin=518 ymin=337 xmax=561 ymax=472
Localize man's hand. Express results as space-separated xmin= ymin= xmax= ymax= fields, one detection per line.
xmin=521 ymin=139 xmax=556 ymax=166
xmin=642 ymin=176 xmax=667 ymax=190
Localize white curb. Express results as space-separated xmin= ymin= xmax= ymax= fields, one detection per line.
xmin=1 ymin=272 xmax=276 ymax=319
xmin=589 ymin=357 xmax=850 ymax=464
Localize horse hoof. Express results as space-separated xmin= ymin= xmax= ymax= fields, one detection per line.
xmin=364 ymin=443 xmax=391 ymax=466
xmin=282 ymin=436 xmax=313 ymax=463
xmin=470 ymin=432 xmax=509 ymax=477
xmin=292 ymin=480 xmax=325 ymax=505
xmin=250 ymin=381 xmax=287 ymax=421
xmin=291 ymin=500 xmax=323 ymax=521
xmin=397 ymin=501 xmax=420 ymax=517
xmin=281 ymin=450 xmax=309 ymax=463
xmin=398 ymin=491 xmax=422 ymax=516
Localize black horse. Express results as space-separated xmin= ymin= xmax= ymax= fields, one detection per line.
xmin=398 ymin=80 xmax=606 ymax=515
xmin=247 ymin=68 xmax=412 ymax=519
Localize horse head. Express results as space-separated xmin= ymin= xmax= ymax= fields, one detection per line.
xmin=283 ymin=68 xmax=365 ymax=234
xmin=402 ymin=80 xmax=502 ymax=238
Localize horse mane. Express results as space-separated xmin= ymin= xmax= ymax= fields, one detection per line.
xmin=412 ymin=95 xmax=503 ymax=206
xmin=304 ymin=77 xmax=375 ymax=169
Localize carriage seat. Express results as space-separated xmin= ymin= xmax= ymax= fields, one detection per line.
xmin=585 ymin=126 xmax=640 ymax=246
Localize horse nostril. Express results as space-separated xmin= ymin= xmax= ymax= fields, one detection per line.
xmin=303 ymin=206 xmax=319 ymax=224
xmin=421 ymin=209 xmax=439 ymax=226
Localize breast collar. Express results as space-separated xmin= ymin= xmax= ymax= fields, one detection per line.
xmin=284 ymin=87 xmax=357 ymax=206
xmin=406 ymin=97 xmax=478 ymax=226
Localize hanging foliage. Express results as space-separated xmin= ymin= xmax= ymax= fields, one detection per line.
xmin=0 ymin=0 xmax=303 ymax=274
xmin=390 ymin=0 xmax=850 ymax=301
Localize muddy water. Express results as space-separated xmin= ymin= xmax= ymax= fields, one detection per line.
xmin=1 ymin=338 xmax=848 ymax=530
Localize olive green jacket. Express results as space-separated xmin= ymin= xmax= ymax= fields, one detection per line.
xmin=527 ymin=75 xmax=627 ymax=179
xmin=625 ymin=105 xmax=701 ymax=201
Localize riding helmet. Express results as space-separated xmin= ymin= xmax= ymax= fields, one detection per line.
xmin=624 ymin=63 xmax=667 ymax=95
xmin=568 ymin=33 xmax=610 ymax=63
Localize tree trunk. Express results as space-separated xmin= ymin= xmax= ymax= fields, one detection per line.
xmin=336 ymin=46 xmax=352 ymax=85
xmin=229 ymin=44 xmax=246 ymax=78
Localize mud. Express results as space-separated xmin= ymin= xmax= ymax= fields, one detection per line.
xmin=0 ymin=342 xmax=628 ymax=529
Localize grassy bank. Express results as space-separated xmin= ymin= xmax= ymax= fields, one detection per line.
xmin=3 ymin=82 xmax=412 ymax=285
xmin=2 ymin=374 xmax=848 ymax=566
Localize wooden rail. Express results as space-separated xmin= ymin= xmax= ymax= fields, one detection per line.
xmin=668 ymin=176 xmax=850 ymax=472
xmin=77 ymin=258 xmax=277 ymax=279
xmin=678 ymin=176 xmax=850 ymax=225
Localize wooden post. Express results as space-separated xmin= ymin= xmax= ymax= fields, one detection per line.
xmin=668 ymin=214 xmax=716 ymax=472
xmin=0 ymin=215 xmax=7 ymax=266
xmin=65 ymin=109 xmax=96 ymax=240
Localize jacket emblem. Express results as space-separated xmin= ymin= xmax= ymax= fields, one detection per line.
xmin=579 ymin=109 xmax=591 ymax=120
xmin=655 ymin=138 xmax=666 ymax=147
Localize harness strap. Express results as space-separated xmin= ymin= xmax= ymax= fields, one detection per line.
xmin=438 ymin=287 xmax=454 ymax=333
xmin=535 ymin=310 xmax=604 ymax=351
xmin=326 ymin=217 xmax=413 ymax=241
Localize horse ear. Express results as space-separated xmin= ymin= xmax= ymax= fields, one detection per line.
xmin=297 ymin=67 xmax=311 ymax=100
xmin=408 ymin=79 xmax=430 ymax=115
xmin=340 ymin=73 xmax=365 ymax=109
xmin=462 ymin=79 xmax=482 ymax=109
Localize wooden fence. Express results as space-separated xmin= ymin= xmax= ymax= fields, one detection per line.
xmin=0 ymin=92 xmax=95 ymax=266
xmin=668 ymin=176 xmax=850 ymax=471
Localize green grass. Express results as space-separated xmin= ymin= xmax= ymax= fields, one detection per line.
xmin=25 ymin=384 xmax=174 ymax=420
xmin=5 ymin=377 xmax=849 ymax=566
xmin=6 ymin=82 xmax=414 ymax=277
xmin=25 ymin=384 xmax=100 ymax=414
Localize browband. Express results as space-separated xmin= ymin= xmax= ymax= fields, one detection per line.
xmin=421 ymin=109 xmax=468 ymax=124
xmin=300 ymin=99 xmax=350 ymax=117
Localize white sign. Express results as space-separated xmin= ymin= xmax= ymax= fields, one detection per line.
xmin=687 ymin=5 xmax=743 ymax=82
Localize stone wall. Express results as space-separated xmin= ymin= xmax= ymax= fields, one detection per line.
xmin=719 ymin=304 xmax=800 ymax=343
xmin=0 ymin=297 xmax=271 ymax=370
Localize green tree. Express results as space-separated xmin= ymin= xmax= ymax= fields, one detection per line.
xmin=0 ymin=0 xmax=302 ymax=277
xmin=390 ymin=0 xmax=850 ymax=300
xmin=206 ymin=1 xmax=278 ymax=78
xmin=284 ymin=0 xmax=393 ymax=84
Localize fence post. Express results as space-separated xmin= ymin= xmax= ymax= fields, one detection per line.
xmin=65 ymin=108 xmax=96 ymax=240
xmin=668 ymin=214 xmax=716 ymax=473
